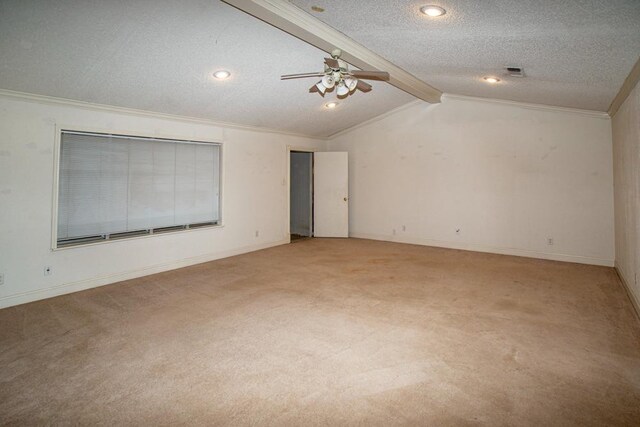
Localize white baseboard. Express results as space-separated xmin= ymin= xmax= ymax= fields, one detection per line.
xmin=350 ymin=232 xmax=614 ymax=267
xmin=0 ymin=239 xmax=289 ymax=309
xmin=614 ymin=263 xmax=640 ymax=321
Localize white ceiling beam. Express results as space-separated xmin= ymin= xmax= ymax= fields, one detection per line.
xmin=608 ymin=55 xmax=640 ymax=117
xmin=221 ymin=0 xmax=442 ymax=104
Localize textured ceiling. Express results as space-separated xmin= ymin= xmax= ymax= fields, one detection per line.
xmin=292 ymin=0 xmax=640 ymax=112
xmin=0 ymin=0 xmax=413 ymax=137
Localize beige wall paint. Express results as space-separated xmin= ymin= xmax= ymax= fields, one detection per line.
xmin=0 ymin=95 xmax=324 ymax=308
xmin=328 ymin=95 xmax=615 ymax=266
xmin=0 ymin=91 xmax=623 ymax=308
xmin=612 ymin=80 xmax=640 ymax=310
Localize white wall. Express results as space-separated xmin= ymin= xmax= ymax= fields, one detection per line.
xmin=612 ymin=79 xmax=640 ymax=310
xmin=0 ymin=93 xmax=324 ymax=308
xmin=328 ymin=95 xmax=615 ymax=266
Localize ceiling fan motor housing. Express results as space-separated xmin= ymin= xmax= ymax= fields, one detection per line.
xmin=281 ymin=48 xmax=388 ymax=98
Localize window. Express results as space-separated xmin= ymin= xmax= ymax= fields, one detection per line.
xmin=56 ymin=130 xmax=221 ymax=247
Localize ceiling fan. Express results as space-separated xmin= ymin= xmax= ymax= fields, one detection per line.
xmin=281 ymin=49 xmax=390 ymax=98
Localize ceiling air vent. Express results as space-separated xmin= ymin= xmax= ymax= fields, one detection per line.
xmin=505 ymin=66 xmax=525 ymax=77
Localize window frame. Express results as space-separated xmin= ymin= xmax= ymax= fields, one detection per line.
xmin=51 ymin=125 xmax=225 ymax=250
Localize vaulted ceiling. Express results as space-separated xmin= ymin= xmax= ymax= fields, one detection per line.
xmin=292 ymin=0 xmax=640 ymax=112
xmin=0 ymin=0 xmax=413 ymax=137
xmin=1 ymin=0 xmax=639 ymax=138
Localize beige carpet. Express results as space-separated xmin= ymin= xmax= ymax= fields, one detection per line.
xmin=1 ymin=238 xmax=639 ymax=425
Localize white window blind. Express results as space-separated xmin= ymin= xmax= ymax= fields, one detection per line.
xmin=57 ymin=131 xmax=220 ymax=246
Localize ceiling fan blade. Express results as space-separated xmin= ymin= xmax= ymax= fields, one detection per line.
xmin=350 ymin=70 xmax=390 ymax=81
xmin=281 ymin=72 xmax=324 ymax=80
xmin=356 ymin=80 xmax=372 ymax=93
xmin=324 ymin=57 xmax=340 ymax=69
xmin=309 ymin=80 xmax=326 ymax=96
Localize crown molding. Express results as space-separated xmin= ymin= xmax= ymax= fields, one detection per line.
xmin=608 ymin=56 xmax=640 ymax=117
xmin=443 ymin=93 xmax=610 ymax=119
xmin=327 ymin=93 xmax=611 ymax=140
xmin=0 ymin=88 xmax=326 ymax=140
xmin=221 ymin=0 xmax=442 ymax=104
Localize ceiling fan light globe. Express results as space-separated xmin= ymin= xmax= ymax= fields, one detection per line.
xmin=345 ymin=77 xmax=358 ymax=92
xmin=316 ymin=82 xmax=327 ymax=94
xmin=322 ymin=74 xmax=335 ymax=89
xmin=336 ymin=82 xmax=349 ymax=96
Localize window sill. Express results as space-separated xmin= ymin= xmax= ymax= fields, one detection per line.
xmin=52 ymin=223 xmax=225 ymax=251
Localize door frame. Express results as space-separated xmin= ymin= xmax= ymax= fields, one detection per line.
xmin=286 ymin=145 xmax=315 ymax=243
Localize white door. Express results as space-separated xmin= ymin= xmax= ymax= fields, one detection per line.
xmin=314 ymin=152 xmax=349 ymax=237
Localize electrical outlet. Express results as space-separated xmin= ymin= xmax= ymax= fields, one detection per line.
xmin=255 ymin=230 xmax=259 ymax=238
xmin=547 ymin=238 xmax=554 ymax=246
xmin=392 ymin=229 xmax=396 ymax=235
xmin=44 ymin=266 xmax=52 ymax=276
xmin=0 ymin=273 xmax=4 ymax=286
xmin=402 ymin=225 xmax=406 ymax=232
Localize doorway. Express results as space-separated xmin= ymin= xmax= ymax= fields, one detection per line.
xmin=289 ymin=151 xmax=313 ymax=240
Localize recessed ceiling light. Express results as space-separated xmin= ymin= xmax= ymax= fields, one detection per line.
xmin=324 ymin=101 xmax=339 ymax=109
xmin=483 ymin=76 xmax=501 ymax=84
xmin=420 ymin=5 xmax=446 ymax=17
xmin=311 ymin=5 xmax=325 ymax=12
xmin=213 ymin=70 xmax=231 ymax=80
